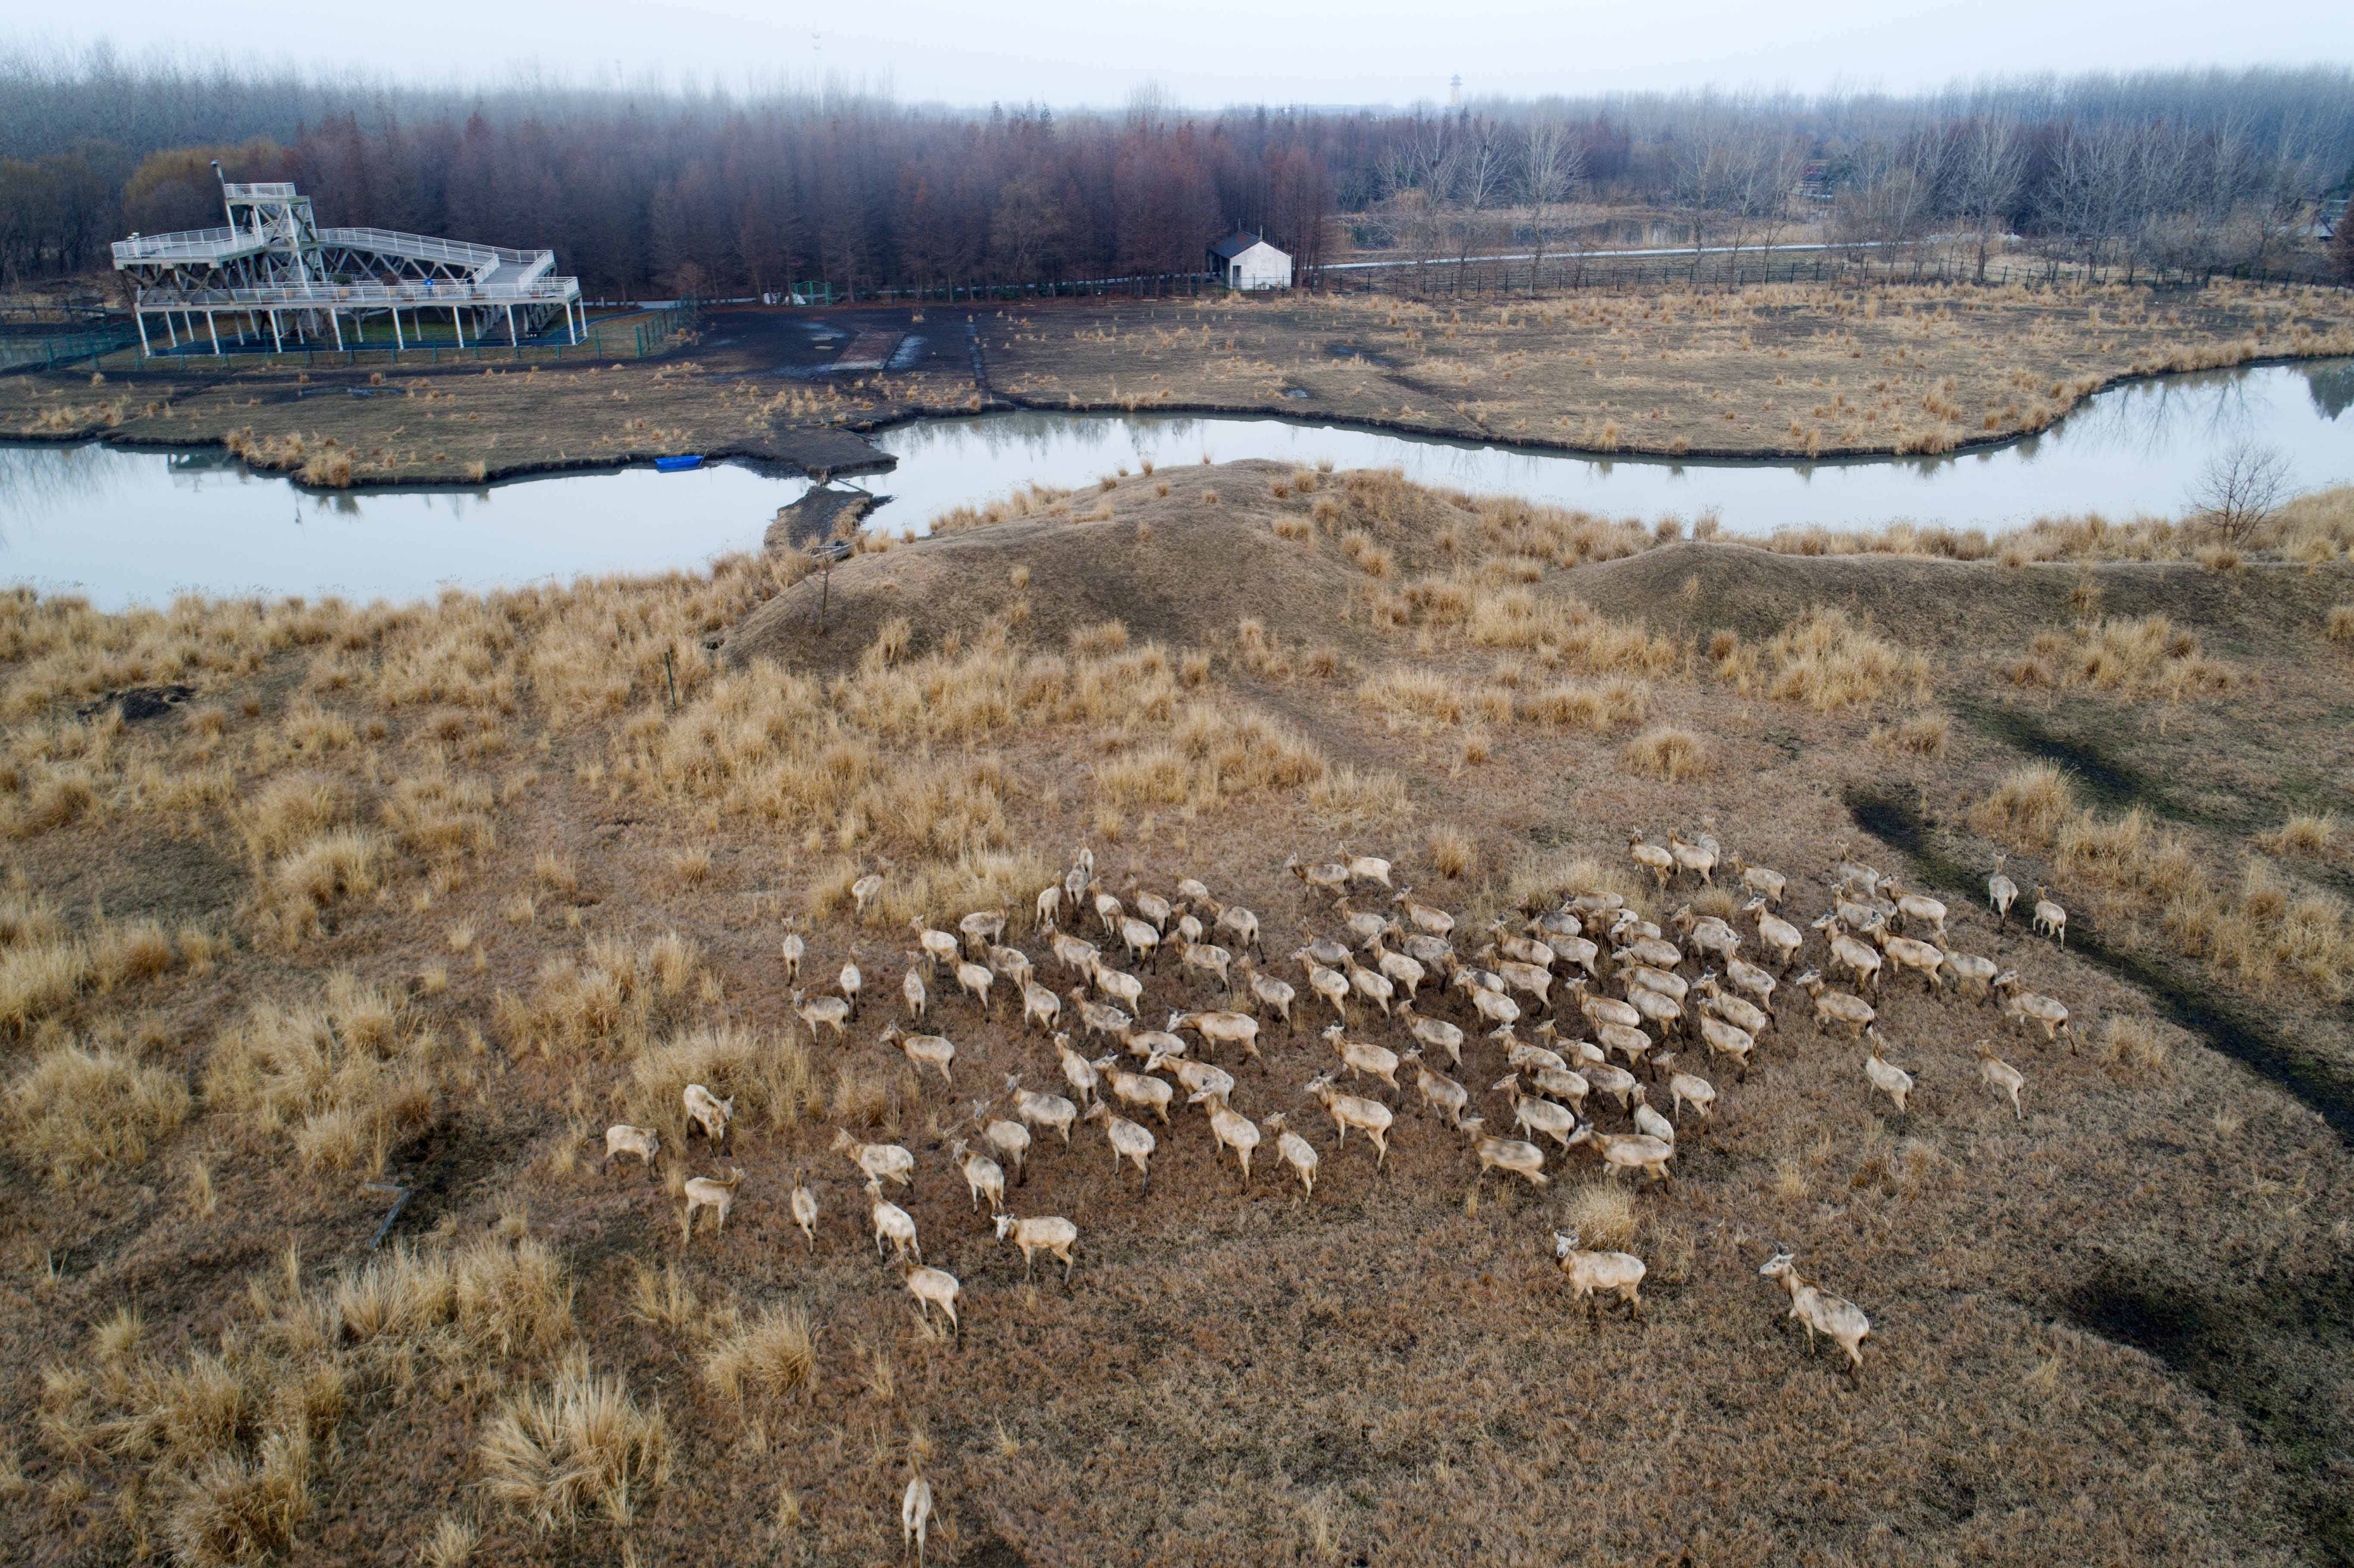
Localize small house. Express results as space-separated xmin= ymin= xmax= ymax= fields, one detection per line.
xmin=1208 ymin=231 xmax=1293 ymax=291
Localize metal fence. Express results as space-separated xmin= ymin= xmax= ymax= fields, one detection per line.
xmin=64 ymin=296 xmax=700 ymax=375
xmin=0 ymin=314 xmax=143 ymax=375
xmin=790 ymin=247 xmax=2351 ymax=308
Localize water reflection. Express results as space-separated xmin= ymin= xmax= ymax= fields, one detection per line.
xmin=2 ymin=357 xmax=2346 ymax=611
xmin=864 ymin=358 xmax=2351 ymax=538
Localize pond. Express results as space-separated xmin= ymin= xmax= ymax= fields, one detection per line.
xmin=3 ymin=358 xmax=2348 ymax=611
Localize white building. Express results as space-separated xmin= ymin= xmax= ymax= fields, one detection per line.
xmin=1207 ymin=231 xmax=1293 ymax=291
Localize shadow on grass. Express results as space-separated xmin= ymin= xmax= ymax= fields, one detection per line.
xmin=1842 ymin=789 xmax=2354 ymax=1144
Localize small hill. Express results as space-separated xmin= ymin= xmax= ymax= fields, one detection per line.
xmin=724 ymin=458 xmax=2351 ymax=675
xmin=723 ymin=459 xmax=1416 ymax=673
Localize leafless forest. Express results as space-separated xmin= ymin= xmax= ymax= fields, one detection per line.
xmin=3 ymin=53 xmax=2351 ymax=297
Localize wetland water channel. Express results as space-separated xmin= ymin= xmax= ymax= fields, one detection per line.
xmin=4 ymin=357 xmax=2349 ymax=610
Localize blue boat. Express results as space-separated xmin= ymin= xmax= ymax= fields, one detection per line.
xmin=653 ymin=454 xmax=703 ymax=472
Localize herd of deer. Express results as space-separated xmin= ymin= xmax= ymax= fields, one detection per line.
xmin=601 ymin=829 xmax=2083 ymax=1399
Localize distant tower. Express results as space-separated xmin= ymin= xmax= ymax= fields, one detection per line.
xmin=1449 ymin=74 xmax=1462 ymax=107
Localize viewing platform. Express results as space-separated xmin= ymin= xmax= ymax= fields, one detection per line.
xmin=113 ymin=177 xmax=583 ymax=357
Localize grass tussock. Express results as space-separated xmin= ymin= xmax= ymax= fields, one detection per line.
xmin=1870 ymin=712 xmax=1952 ymax=759
xmin=1971 ymin=763 xmax=2077 ymax=847
xmin=1507 ymin=852 xmax=1651 ymax=918
xmin=495 ymin=932 xmax=703 ymax=1060
xmin=1564 ymin=1182 xmax=1637 ymax=1252
xmin=1522 ymin=678 xmax=1650 ymax=731
xmin=2259 ymin=814 xmax=2338 ymax=860
xmin=1092 ymin=703 xmax=1332 ymax=812
xmin=2007 ymin=614 xmax=2236 ymax=700
xmin=1748 ymin=609 xmax=1931 ymax=711
xmin=334 ymin=1235 xmax=575 ymax=1357
xmin=204 ymin=975 xmax=438 ymax=1173
xmin=6 ymin=1039 xmax=190 ymax=1185
xmin=478 ymin=1350 xmax=670 ymax=1532
xmin=700 ymin=1304 xmax=818 ymax=1404
xmin=1622 ymin=726 xmax=1712 ymax=783
xmin=628 ymin=1024 xmax=813 ymax=1145
xmin=1428 ymin=825 xmax=1476 ymax=880
xmin=2327 ymin=604 xmax=2354 ymax=644
xmin=0 ymin=931 xmax=93 ymax=1036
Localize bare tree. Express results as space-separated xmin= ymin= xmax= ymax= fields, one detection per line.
xmin=1669 ymin=104 xmax=1736 ymax=263
xmin=1728 ymin=131 xmax=1806 ymax=286
xmin=1520 ymin=118 xmax=1583 ymax=295
xmin=2189 ymin=440 xmax=2292 ymax=543
xmin=1955 ymin=113 xmax=2026 ymax=282
xmin=1386 ymin=119 xmax=1455 ymax=295
xmin=1834 ymin=132 xmax=1934 ymax=270
xmin=1450 ymin=117 xmax=1511 ymax=294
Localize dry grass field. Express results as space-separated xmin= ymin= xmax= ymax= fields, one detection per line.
xmin=10 ymin=277 xmax=2351 ymax=498
xmin=3 ymin=459 xmax=2353 ymax=1567
xmin=981 ymin=277 xmax=2354 ymax=457
xmin=0 ymin=350 xmax=967 ymax=488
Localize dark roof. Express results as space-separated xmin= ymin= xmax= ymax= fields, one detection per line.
xmin=1209 ymin=230 xmax=1283 ymax=261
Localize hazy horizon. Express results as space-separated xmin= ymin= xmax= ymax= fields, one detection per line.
xmin=10 ymin=0 xmax=2354 ymax=112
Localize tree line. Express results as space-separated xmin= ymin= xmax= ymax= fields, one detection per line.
xmin=2 ymin=48 xmax=2349 ymax=296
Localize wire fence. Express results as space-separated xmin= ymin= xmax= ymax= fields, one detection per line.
xmin=780 ymin=248 xmax=2351 ymax=308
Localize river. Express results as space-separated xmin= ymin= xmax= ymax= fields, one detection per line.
xmin=2 ymin=357 xmax=2346 ymax=610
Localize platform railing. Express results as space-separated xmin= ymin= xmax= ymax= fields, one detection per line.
xmin=133 ymin=276 xmax=582 ymax=308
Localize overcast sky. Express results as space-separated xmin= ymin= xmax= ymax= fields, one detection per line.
xmin=12 ymin=0 xmax=2353 ymax=106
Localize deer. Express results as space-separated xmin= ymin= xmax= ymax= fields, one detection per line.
xmin=602 ymin=1124 xmax=660 ymax=1175
xmin=1992 ymin=971 xmax=2074 ymax=1045
xmin=1652 ymin=1053 xmax=1716 ymax=1123
xmin=1794 ymin=970 xmax=1876 ymax=1040
xmin=1264 ymin=1112 xmax=1318 ymax=1201
xmin=869 ymin=1181 xmax=921 ymax=1264
xmin=1975 ymin=1039 xmax=2026 ymax=1120
xmin=1285 ymin=853 xmax=1351 ymax=902
xmin=994 ymin=1213 xmax=1080 ymax=1282
xmin=1554 ymin=1230 xmax=1646 ymax=1320
xmin=1759 ymin=1246 xmax=1871 ymax=1372
xmin=1193 ymin=1089 xmax=1261 ymax=1188
xmin=1305 ymin=1072 xmax=1394 ymax=1169
xmin=1235 ymin=957 xmax=1296 ymax=1032
xmin=1863 ymin=1027 xmax=1915 ymax=1121
xmin=1167 ymin=1008 xmax=1263 ymax=1067
xmin=1402 ymin=1048 xmax=1469 ymax=1128
xmin=1492 ymin=1074 xmax=1579 ymax=1150
xmin=2033 ymin=886 xmax=2068 ymax=945
xmin=682 ymin=1168 xmax=744 ymax=1240
xmin=1628 ymin=834 xmax=1675 ymax=891
xmin=1811 ymin=914 xmax=1883 ymax=992
xmin=850 ymin=872 xmax=885 ymax=920
xmin=1391 ymin=888 xmax=1456 ymax=939
xmin=1469 ymin=1122 xmax=1549 ymax=1189
xmin=1083 ymin=1100 xmax=1156 ymax=1193
xmin=682 ymin=1084 xmax=733 ymax=1150
xmin=1325 ymin=1024 xmax=1403 ymax=1099
xmin=790 ymin=1168 xmax=819 ymax=1251
xmin=791 ymin=988 xmax=852 ymax=1044
xmin=1987 ymin=854 xmax=2019 ymax=930
xmin=948 ymin=1138 xmax=1005 ymax=1213
xmin=878 ymin=1025 xmax=956 ymax=1086
xmin=831 ymin=1128 xmax=915 ymax=1190
xmin=1006 ymin=1073 xmax=1078 ymax=1145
